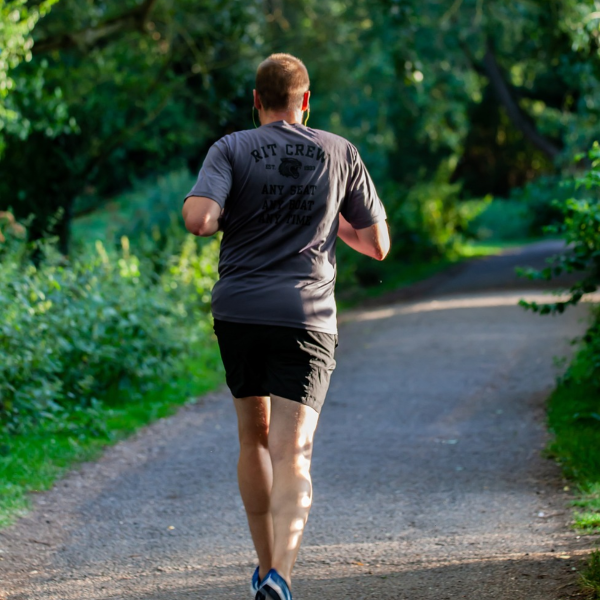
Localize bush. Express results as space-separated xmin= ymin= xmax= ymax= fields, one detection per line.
xmin=335 ymin=160 xmax=489 ymax=292
xmin=393 ymin=179 xmax=466 ymax=258
xmin=0 ymin=214 xmax=219 ymax=434
xmin=509 ymin=174 xmax=573 ymax=237
xmin=519 ymin=142 xmax=600 ymax=315
xmin=466 ymin=175 xmax=574 ymax=243
xmin=467 ymin=198 xmax=531 ymax=241
xmin=72 ymin=170 xmax=198 ymax=271
xmin=388 ymin=159 xmax=489 ymax=260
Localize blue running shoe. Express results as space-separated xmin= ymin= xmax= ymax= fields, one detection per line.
xmin=258 ymin=569 xmax=292 ymax=600
xmin=251 ymin=567 xmax=264 ymax=599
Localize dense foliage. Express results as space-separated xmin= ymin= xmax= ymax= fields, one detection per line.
xmin=520 ymin=142 xmax=600 ymax=315
xmin=0 ymin=214 xmax=219 ymax=433
xmin=0 ymin=0 xmax=60 ymax=153
xmin=2 ymin=0 xmax=600 ymax=253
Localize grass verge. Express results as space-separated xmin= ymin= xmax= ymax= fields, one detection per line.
xmin=582 ymin=550 xmax=600 ymax=598
xmin=547 ymin=327 xmax=600 ymax=596
xmin=548 ymin=363 xmax=600 ymax=534
xmin=0 ymin=334 xmax=224 ymax=528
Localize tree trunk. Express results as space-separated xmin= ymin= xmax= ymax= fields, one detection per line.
xmin=482 ymin=45 xmax=561 ymax=160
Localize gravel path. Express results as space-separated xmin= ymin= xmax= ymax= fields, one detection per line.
xmin=1 ymin=241 xmax=597 ymax=599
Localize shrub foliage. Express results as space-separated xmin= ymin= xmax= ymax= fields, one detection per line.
xmin=0 ymin=214 xmax=219 ymax=434
xmin=519 ymin=142 xmax=600 ymax=315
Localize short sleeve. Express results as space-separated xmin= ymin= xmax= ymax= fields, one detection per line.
xmin=341 ymin=147 xmax=386 ymax=229
xmin=184 ymin=139 xmax=232 ymax=208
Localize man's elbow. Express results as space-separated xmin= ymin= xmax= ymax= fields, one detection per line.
xmin=183 ymin=218 xmax=201 ymax=236
xmin=195 ymin=225 xmax=218 ymax=237
xmin=369 ymin=222 xmax=390 ymax=261
xmin=372 ymin=247 xmax=389 ymax=261
xmin=373 ymin=238 xmax=391 ymax=261
xmin=196 ymin=221 xmax=215 ymax=237
xmin=183 ymin=216 xmax=216 ymax=237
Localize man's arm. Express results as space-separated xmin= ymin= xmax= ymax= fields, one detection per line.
xmin=182 ymin=196 xmax=223 ymax=237
xmin=338 ymin=214 xmax=390 ymax=261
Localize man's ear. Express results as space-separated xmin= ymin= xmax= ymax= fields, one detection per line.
xmin=253 ymin=89 xmax=262 ymax=110
xmin=301 ymin=91 xmax=311 ymax=112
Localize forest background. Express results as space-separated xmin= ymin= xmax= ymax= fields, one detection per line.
xmin=2 ymin=1 xmax=600 ymax=571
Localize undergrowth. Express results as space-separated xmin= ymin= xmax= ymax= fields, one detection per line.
xmin=0 ymin=332 xmax=223 ymax=528
xmin=581 ymin=550 xmax=600 ymax=598
xmin=547 ymin=311 xmax=600 ymax=596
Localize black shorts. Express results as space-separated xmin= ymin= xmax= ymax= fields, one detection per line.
xmin=213 ymin=319 xmax=338 ymax=413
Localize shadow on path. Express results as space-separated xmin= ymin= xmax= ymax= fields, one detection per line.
xmin=8 ymin=554 xmax=585 ymax=600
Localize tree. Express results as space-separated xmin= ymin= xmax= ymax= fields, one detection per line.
xmin=0 ymin=0 xmax=61 ymax=155
xmin=3 ymin=0 xmax=600 ymax=254
xmin=0 ymin=0 xmax=263 ymax=252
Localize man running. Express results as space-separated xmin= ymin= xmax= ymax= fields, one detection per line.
xmin=182 ymin=53 xmax=389 ymax=600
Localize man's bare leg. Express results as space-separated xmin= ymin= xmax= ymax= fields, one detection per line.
xmin=268 ymin=394 xmax=320 ymax=588
xmin=233 ymin=396 xmax=274 ymax=580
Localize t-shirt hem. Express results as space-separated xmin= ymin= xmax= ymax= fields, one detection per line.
xmin=211 ymin=311 xmax=338 ymax=335
xmin=348 ymin=213 xmax=387 ymax=230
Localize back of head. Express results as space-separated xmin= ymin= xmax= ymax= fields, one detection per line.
xmin=256 ymin=53 xmax=310 ymax=112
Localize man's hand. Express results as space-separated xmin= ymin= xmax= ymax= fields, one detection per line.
xmin=338 ymin=214 xmax=390 ymax=261
xmin=182 ymin=196 xmax=223 ymax=237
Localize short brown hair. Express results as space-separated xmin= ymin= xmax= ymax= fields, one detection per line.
xmin=256 ymin=53 xmax=310 ymax=111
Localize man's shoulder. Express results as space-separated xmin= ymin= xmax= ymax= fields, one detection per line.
xmin=206 ymin=129 xmax=257 ymax=162
xmin=292 ymin=128 xmax=361 ymax=170
xmin=212 ymin=129 xmax=253 ymax=148
xmin=211 ymin=125 xmax=359 ymax=162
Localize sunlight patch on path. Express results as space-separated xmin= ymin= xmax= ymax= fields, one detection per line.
xmin=341 ymin=290 xmax=600 ymax=324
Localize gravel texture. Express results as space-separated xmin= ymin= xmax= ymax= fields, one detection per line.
xmin=1 ymin=240 xmax=598 ymax=599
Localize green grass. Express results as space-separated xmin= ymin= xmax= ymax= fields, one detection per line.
xmin=464 ymin=238 xmax=547 ymax=253
xmin=547 ymin=342 xmax=600 ymax=595
xmin=548 ymin=373 xmax=600 ymax=536
xmin=548 ymin=375 xmax=600 ymax=490
xmin=581 ymin=550 xmax=600 ymax=597
xmin=0 ymin=336 xmax=224 ymax=528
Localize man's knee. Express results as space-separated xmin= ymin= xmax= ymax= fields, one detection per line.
xmin=269 ymin=438 xmax=313 ymax=467
xmin=239 ymin=428 xmax=269 ymax=450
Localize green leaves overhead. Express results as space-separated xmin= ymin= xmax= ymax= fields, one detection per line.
xmin=2 ymin=0 xmax=600 ymax=250
xmin=0 ymin=0 xmax=60 ymax=152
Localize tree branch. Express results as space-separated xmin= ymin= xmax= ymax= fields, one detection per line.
xmin=33 ymin=0 xmax=159 ymax=55
xmin=459 ymin=40 xmax=577 ymax=112
xmin=482 ymin=43 xmax=561 ymax=160
xmin=511 ymin=84 xmax=576 ymax=111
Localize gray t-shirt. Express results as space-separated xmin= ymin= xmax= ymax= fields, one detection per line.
xmin=185 ymin=120 xmax=386 ymax=334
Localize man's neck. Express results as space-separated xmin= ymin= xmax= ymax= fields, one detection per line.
xmin=260 ymin=109 xmax=303 ymax=126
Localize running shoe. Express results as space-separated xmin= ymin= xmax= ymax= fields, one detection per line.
xmin=251 ymin=566 xmax=264 ymax=599
xmin=258 ymin=569 xmax=292 ymax=600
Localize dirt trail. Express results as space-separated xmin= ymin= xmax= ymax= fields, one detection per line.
xmin=1 ymin=240 xmax=597 ymax=599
